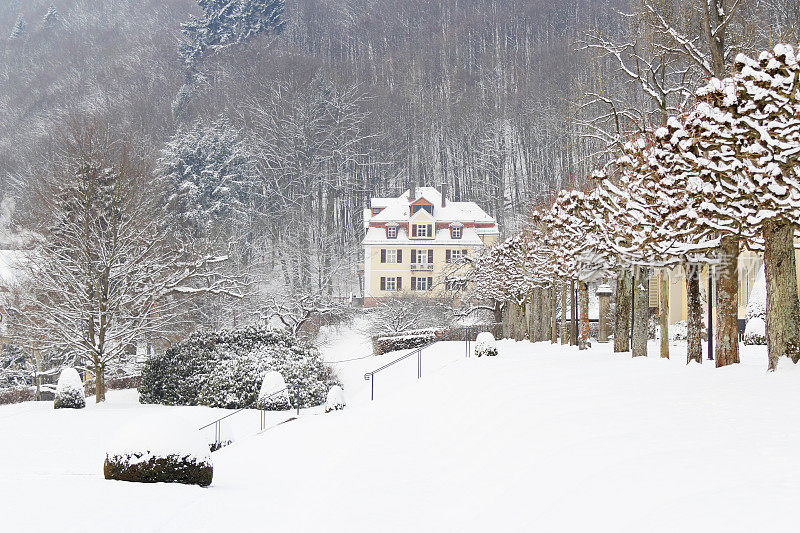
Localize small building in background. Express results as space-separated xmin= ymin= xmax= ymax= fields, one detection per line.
xmin=360 ymin=184 xmax=499 ymax=307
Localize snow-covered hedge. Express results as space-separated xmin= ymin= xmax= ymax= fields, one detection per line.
xmin=139 ymin=325 xmax=339 ymax=410
xmin=257 ymin=371 xmax=290 ymax=411
xmin=104 ymin=415 xmax=213 ymax=487
xmin=54 ymin=368 xmax=85 ymax=409
xmin=325 ymin=385 xmax=346 ymax=413
xmin=374 ymin=328 xmax=447 ymax=355
xmin=474 ymin=332 xmax=498 ymax=357
xmin=744 ymin=266 xmax=767 ymax=345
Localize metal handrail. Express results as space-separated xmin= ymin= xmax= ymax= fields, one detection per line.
xmin=198 ymin=385 xmax=301 ymax=449
xmin=363 ymin=327 xmax=469 ymax=400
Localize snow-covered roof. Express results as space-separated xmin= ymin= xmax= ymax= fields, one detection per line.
xmin=369 ymin=187 xmax=497 ymax=224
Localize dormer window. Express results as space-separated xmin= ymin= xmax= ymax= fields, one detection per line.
xmin=386 ymin=226 xmax=397 ymax=239
xmin=372 ymin=207 xmax=384 ymax=216
xmin=450 ymin=225 xmax=463 ymax=239
xmin=410 ymin=205 xmax=433 ymax=216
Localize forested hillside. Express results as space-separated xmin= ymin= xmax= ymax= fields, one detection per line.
xmin=1 ymin=0 xmax=797 ymax=327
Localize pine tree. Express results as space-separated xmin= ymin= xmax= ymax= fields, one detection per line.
xmin=9 ymin=14 xmax=26 ymax=40
xmin=42 ymin=4 xmax=59 ymax=29
xmin=180 ymin=0 xmax=286 ymax=75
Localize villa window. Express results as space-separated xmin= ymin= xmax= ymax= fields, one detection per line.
xmin=450 ymin=226 xmax=462 ymax=239
xmin=446 ymin=249 xmax=468 ymax=263
xmin=372 ymin=207 xmax=383 ymax=215
xmin=380 ymin=276 xmax=402 ymax=291
xmin=412 ymin=224 xmax=433 ymax=238
xmin=381 ymin=249 xmax=402 ymax=263
xmin=411 ymin=276 xmax=432 ymax=291
xmin=411 ymin=205 xmax=433 ymax=216
xmin=387 ymin=226 xmax=397 ymax=239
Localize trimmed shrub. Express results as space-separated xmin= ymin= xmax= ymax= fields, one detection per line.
xmin=257 ymin=370 xmax=290 ymax=411
xmin=474 ymin=332 xmax=498 ymax=357
xmin=325 ymin=385 xmax=346 ymax=413
xmin=744 ymin=317 xmax=766 ymax=346
xmin=374 ymin=328 xmax=448 ymax=355
xmin=0 ymin=386 xmax=36 ymax=405
xmin=104 ymin=415 xmax=212 ymax=487
xmin=54 ymin=368 xmax=85 ymax=409
xmin=139 ymin=325 xmax=339 ymax=409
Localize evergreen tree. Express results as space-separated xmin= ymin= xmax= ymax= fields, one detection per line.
xmin=42 ymin=4 xmax=59 ymax=29
xmin=180 ymin=0 xmax=286 ymax=75
xmin=161 ymin=118 xmax=253 ymax=238
xmin=9 ymin=14 xmax=26 ymax=40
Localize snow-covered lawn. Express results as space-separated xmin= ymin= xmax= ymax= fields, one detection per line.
xmin=2 ymin=338 xmax=799 ymax=532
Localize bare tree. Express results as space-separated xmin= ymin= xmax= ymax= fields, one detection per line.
xmin=13 ymin=120 xmax=241 ymax=402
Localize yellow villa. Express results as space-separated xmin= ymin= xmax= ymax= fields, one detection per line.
xmin=360 ymin=185 xmax=499 ymax=307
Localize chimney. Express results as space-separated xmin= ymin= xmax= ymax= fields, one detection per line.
xmin=409 ymin=182 xmax=416 ymax=201
xmin=441 ymin=182 xmax=448 ymax=207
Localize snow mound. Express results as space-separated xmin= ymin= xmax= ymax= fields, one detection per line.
xmin=669 ymin=320 xmax=688 ymax=341
xmin=744 ymin=317 xmax=766 ymax=345
xmin=257 ymin=371 xmax=290 ymax=411
xmin=325 ymin=385 xmax=346 ymax=413
xmin=104 ymin=414 xmax=213 ymax=486
xmin=474 ymin=332 xmax=498 ymax=357
xmin=54 ymin=368 xmax=85 ymax=409
xmin=745 ymin=265 xmax=766 ymax=322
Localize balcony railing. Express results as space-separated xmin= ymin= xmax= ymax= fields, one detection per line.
xmin=411 ymin=263 xmax=434 ymax=271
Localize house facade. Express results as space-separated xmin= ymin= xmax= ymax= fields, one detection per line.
xmin=360 ymin=185 xmax=499 ymax=307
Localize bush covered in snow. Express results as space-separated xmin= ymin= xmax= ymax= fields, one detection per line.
xmin=257 ymin=371 xmax=290 ymax=411
xmin=474 ymin=332 xmax=498 ymax=357
xmin=374 ymin=328 xmax=447 ymax=355
xmin=744 ymin=317 xmax=766 ymax=346
xmin=139 ymin=325 xmax=339 ymax=409
xmin=53 ymin=368 xmax=85 ymax=409
xmin=325 ymin=385 xmax=346 ymax=413
xmin=104 ymin=414 xmax=213 ymax=487
xmin=744 ymin=266 xmax=767 ymax=345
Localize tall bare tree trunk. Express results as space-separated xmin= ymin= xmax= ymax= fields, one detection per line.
xmin=578 ymin=281 xmax=589 ymax=350
xmin=502 ymin=302 xmax=512 ymax=339
xmin=570 ymin=279 xmax=577 ymax=346
xmin=686 ymin=263 xmax=703 ymax=364
xmin=659 ymin=269 xmax=670 ymax=359
xmin=763 ymin=221 xmax=800 ymax=371
xmin=551 ymin=283 xmax=558 ymax=343
xmin=632 ymin=266 xmax=649 ymax=357
xmin=95 ymin=361 xmax=105 ymax=403
xmin=560 ymin=281 xmax=568 ymax=345
xmin=614 ymin=268 xmax=632 ymax=352
xmin=493 ymin=301 xmax=503 ymax=339
xmin=514 ymin=302 xmax=525 ymax=341
xmin=527 ymin=293 xmax=535 ymax=342
xmin=533 ymin=287 xmax=543 ymax=341
xmin=716 ymin=235 xmax=740 ymax=367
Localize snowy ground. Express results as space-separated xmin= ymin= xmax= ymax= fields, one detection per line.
xmin=3 ymin=335 xmax=799 ymax=533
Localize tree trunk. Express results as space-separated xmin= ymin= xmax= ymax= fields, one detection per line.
xmin=502 ymin=302 xmax=512 ymax=339
xmin=95 ymin=362 xmax=105 ymax=403
xmin=551 ymin=283 xmax=558 ymax=343
xmin=686 ymin=263 xmax=703 ymax=364
xmin=659 ymin=269 xmax=670 ymax=359
xmin=493 ymin=301 xmax=503 ymax=339
xmin=570 ymin=279 xmax=577 ymax=346
xmin=763 ymin=220 xmax=800 ymax=370
xmin=560 ymin=281 xmax=568 ymax=345
xmin=614 ymin=268 xmax=632 ymax=352
xmin=578 ymin=280 xmax=589 ymax=350
xmin=514 ymin=302 xmax=525 ymax=341
xmin=533 ymin=287 xmax=542 ymax=341
xmin=715 ymin=235 xmax=740 ymax=367
xmin=632 ymin=266 xmax=649 ymax=357
xmin=527 ymin=293 xmax=535 ymax=342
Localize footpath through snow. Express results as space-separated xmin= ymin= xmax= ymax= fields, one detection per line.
xmin=2 ymin=338 xmax=800 ymax=532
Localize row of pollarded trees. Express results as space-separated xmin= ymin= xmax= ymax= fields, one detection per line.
xmin=469 ymin=43 xmax=800 ymax=372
